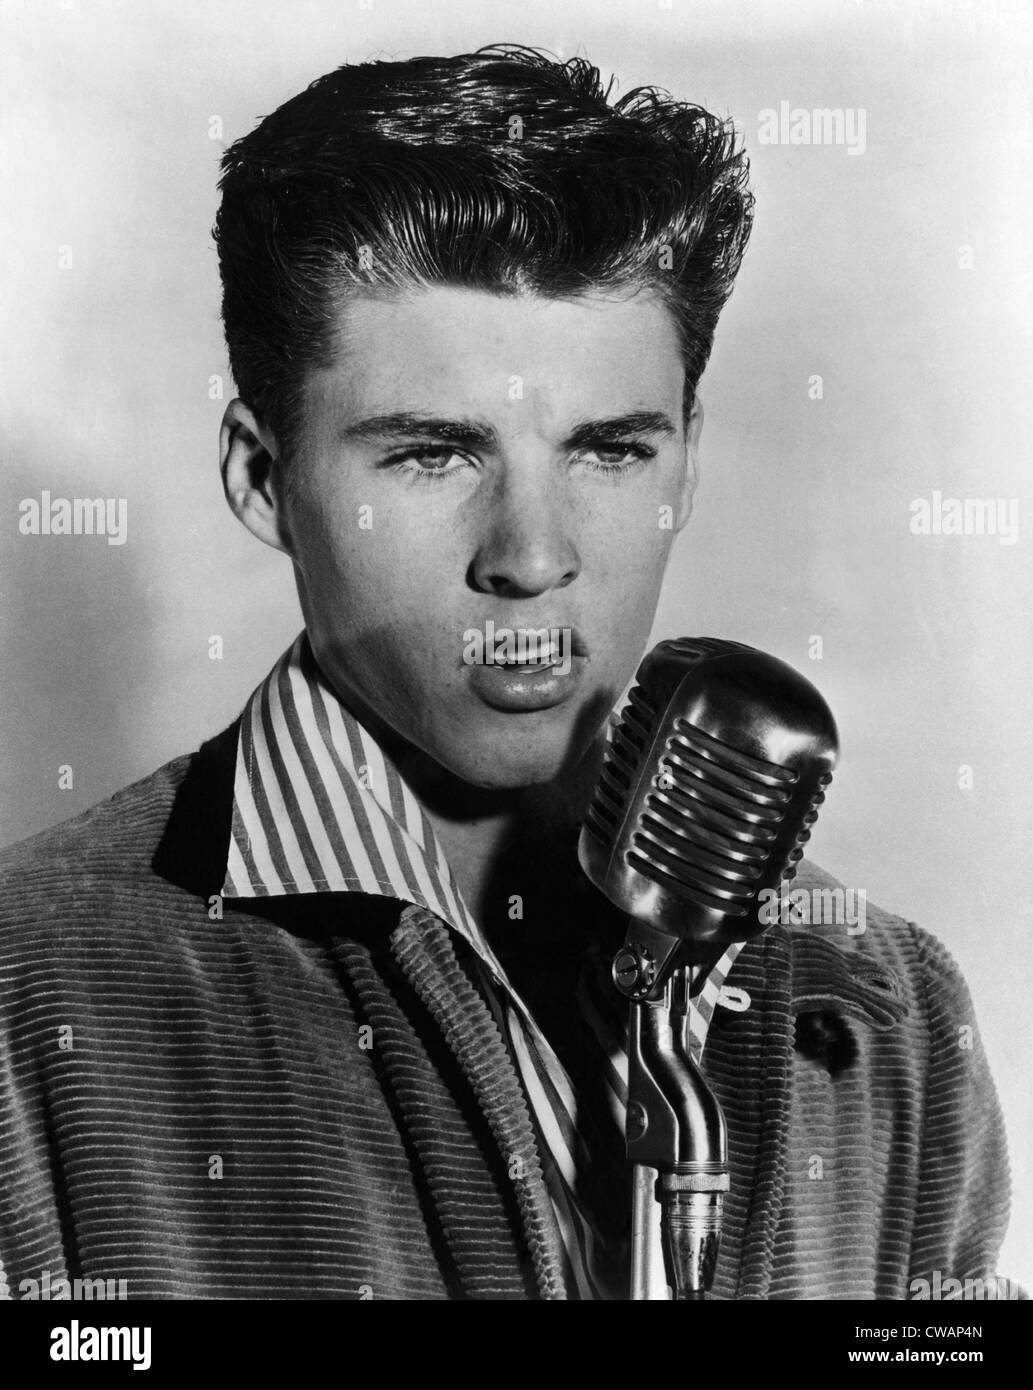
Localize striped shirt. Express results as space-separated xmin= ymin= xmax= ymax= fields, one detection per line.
xmin=221 ymin=632 xmax=745 ymax=1298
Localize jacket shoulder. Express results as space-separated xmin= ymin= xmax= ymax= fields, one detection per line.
xmin=791 ymin=857 xmax=979 ymax=1017
xmin=0 ymin=754 xmax=191 ymax=880
xmin=0 ymin=720 xmax=239 ymax=931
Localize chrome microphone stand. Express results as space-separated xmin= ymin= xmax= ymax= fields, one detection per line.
xmin=614 ymin=936 xmax=729 ymax=1301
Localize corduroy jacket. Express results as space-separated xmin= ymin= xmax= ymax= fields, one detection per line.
xmin=0 ymin=720 xmax=1018 ymax=1299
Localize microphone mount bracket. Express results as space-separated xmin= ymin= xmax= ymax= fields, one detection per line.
xmin=624 ymin=958 xmax=729 ymax=1299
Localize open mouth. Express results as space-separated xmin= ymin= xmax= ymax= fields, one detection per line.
xmin=479 ymin=622 xmax=587 ymax=666
xmin=494 ymin=637 xmax=567 ymax=669
xmin=463 ymin=624 xmax=588 ymax=712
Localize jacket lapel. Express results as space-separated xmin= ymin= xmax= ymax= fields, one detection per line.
xmin=390 ymin=905 xmax=569 ymax=1299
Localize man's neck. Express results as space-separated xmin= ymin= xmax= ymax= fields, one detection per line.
xmin=317 ymin=660 xmax=610 ymax=931
xmin=390 ymin=734 xmax=606 ymax=930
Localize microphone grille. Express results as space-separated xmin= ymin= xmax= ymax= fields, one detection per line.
xmin=580 ymin=638 xmax=838 ymax=952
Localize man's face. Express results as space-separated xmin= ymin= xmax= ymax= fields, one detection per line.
xmin=278 ymin=284 xmax=697 ymax=789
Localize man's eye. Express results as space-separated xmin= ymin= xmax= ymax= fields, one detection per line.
xmin=383 ymin=446 xmax=471 ymax=481
xmin=576 ymin=441 xmax=657 ymax=473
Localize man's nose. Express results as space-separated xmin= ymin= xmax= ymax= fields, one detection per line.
xmin=468 ymin=469 xmax=581 ymax=599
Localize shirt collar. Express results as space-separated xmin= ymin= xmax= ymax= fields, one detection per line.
xmin=223 ymin=634 xmax=471 ymax=920
xmin=223 ymin=631 xmax=549 ymax=995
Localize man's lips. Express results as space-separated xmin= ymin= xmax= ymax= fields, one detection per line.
xmin=466 ymin=655 xmax=587 ymax=712
xmin=457 ymin=622 xmax=589 ymax=710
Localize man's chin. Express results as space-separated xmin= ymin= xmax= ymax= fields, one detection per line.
xmin=427 ymin=704 xmax=610 ymax=792
xmin=436 ymin=740 xmax=577 ymax=791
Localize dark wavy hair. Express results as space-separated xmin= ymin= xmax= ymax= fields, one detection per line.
xmin=214 ymin=44 xmax=754 ymax=463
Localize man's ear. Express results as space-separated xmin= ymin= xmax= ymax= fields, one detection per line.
xmin=220 ymin=399 xmax=293 ymax=555
xmin=674 ymin=392 xmax=703 ymax=531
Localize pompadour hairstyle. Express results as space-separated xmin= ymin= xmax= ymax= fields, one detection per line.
xmin=215 ymin=44 xmax=754 ymax=462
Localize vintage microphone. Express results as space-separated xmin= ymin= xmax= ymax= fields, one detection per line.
xmin=578 ymin=637 xmax=839 ymax=1299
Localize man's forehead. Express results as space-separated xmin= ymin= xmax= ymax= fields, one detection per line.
xmin=310 ymin=283 xmax=685 ymax=425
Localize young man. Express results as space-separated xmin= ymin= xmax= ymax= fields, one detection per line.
xmin=0 ymin=45 xmax=1017 ymax=1300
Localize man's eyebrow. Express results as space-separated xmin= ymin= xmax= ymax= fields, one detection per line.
xmin=336 ymin=409 xmax=678 ymax=450
xmin=562 ymin=412 xmax=678 ymax=450
xmin=337 ymin=413 xmax=499 ymax=450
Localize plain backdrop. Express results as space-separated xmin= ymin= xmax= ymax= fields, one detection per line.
xmin=2 ymin=0 xmax=1031 ymax=1291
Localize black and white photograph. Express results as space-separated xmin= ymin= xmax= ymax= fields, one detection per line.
xmin=1 ymin=0 xmax=1030 ymax=1352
